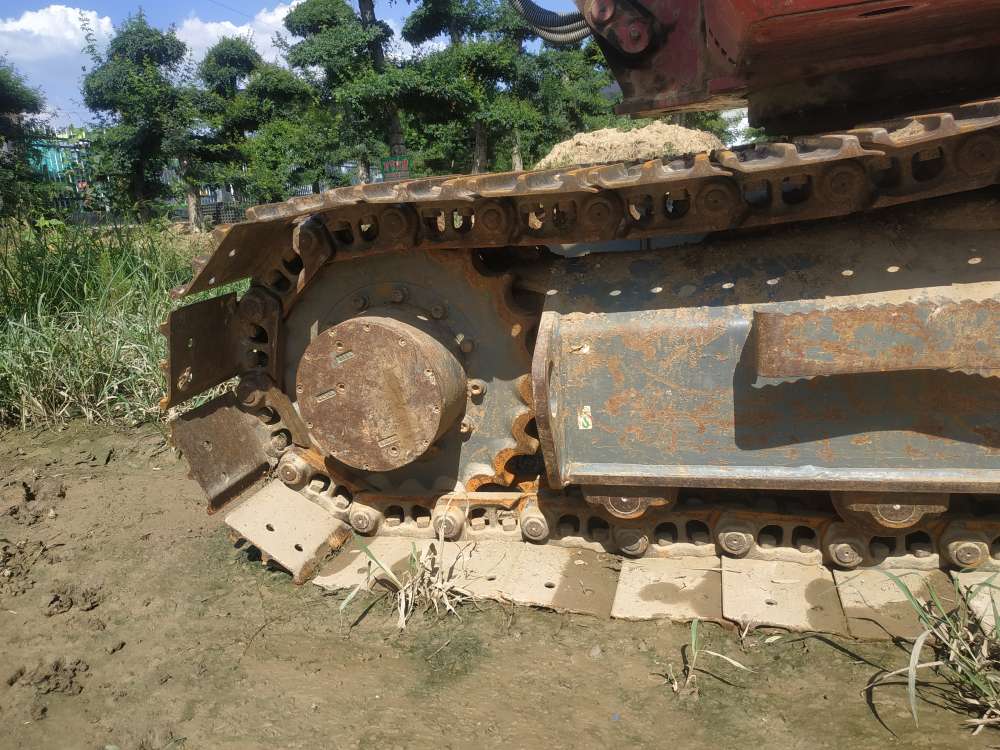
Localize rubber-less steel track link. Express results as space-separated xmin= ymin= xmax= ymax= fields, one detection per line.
xmin=162 ymin=98 xmax=1000 ymax=586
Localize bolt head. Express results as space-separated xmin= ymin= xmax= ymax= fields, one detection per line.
xmin=628 ymin=27 xmax=640 ymax=40
xmin=431 ymin=303 xmax=448 ymax=319
xmin=721 ymin=531 xmax=752 ymax=555
xmin=953 ymin=542 xmax=984 ymax=567
xmin=833 ymin=542 xmax=862 ymax=567
xmin=521 ymin=515 xmax=549 ymax=541
xmin=469 ymin=379 xmax=487 ymax=397
xmin=391 ymin=286 xmax=408 ymax=303
xmin=351 ymin=294 xmax=369 ymax=310
xmin=459 ymin=418 xmax=473 ymax=434
xmin=351 ymin=509 xmax=376 ymax=533
xmin=279 ymin=463 xmax=299 ymax=483
xmin=460 ymin=338 xmax=477 ymax=354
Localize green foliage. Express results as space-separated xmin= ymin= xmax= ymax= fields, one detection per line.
xmin=81 ymin=11 xmax=191 ymax=212
xmin=0 ymin=217 xmax=205 ymax=427
xmin=199 ymin=36 xmax=262 ymax=99
xmin=0 ymin=56 xmax=49 ymax=218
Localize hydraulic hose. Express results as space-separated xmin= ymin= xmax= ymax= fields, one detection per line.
xmin=509 ymin=0 xmax=584 ymax=28
xmin=529 ymin=24 xmax=593 ymax=43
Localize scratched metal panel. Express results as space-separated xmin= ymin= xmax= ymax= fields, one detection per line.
xmin=536 ymin=210 xmax=1000 ymax=492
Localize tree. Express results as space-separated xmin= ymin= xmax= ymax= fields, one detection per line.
xmin=81 ymin=11 xmax=188 ymax=219
xmin=0 ymin=56 xmax=47 ymax=217
xmin=283 ymin=0 xmax=405 ymax=183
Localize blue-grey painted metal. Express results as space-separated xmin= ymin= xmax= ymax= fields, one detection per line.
xmin=534 ymin=210 xmax=1000 ymax=492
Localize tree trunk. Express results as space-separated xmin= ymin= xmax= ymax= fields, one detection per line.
xmin=473 ymin=119 xmax=487 ymax=174
xmin=512 ymin=130 xmax=523 ymax=171
xmin=186 ymin=182 xmax=202 ymax=233
xmin=357 ymin=155 xmax=370 ymax=185
xmin=132 ymin=170 xmax=152 ymax=222
xmin=356 ymin=0 xmax=407 ymax=161
xmin=312 ymin=180 xmax=321 ymax=194
xmin=671 ymin=113 xmax=687 ymax=127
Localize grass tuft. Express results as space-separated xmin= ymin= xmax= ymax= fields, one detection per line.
xmin=866 ymin=570 xmax=1000 ymax=733
xmin=0 ymin=216 xmax=236 ymax=430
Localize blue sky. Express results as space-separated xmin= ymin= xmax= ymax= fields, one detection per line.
xmin=2 ymin=0 xmax=582 ymax=128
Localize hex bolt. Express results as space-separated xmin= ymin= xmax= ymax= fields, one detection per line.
xmin=468 ymin=379 xmax=487 ymax=397
xmin=947 ymin=541 xmax=986 ymax=567
xmin=520 ymin=508 xmax=550 ymax=542
xmin=616 ymin=529 xmax=649 ymax=557
xmin=459 ymin=336 xmax=477 ymax=354
xmin=430 ymin=303 xmax=449 ymax=319
xmin=433 ymin=507 xmax=465 ymax=540
xmin=832 ymin=542 xmax=863 ymax=568
xmin=277 ymin=454 xmax=309 ymax=486
xmin=628 ymin=27 xmax=640 ymax=41
xmin=719 ymin=530 xmax=754 ymax=557
xmin=236 ymin=380 xmax=266 ymax=409
xmin=459 ymin=418 xmax=474 ymax=434
xmin=391 ymin=285 xmax=408 ymax=303
xmin=351 ymin=293 xmax=369 ymax=311
xmin=269 ymin=432 xmax=289 ymax=453
xmin=350 ymin=505 xmax=381 ymax=534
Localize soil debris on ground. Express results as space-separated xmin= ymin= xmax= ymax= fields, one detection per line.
xmin=534 ymin=121 xmax=724 ymax=169
xmin=1 ymin=284 xmax=996 ymax=750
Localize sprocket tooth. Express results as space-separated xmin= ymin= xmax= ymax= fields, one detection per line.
xmin=169 ymin=283 xmax=189 ymax=300
xmin=157 ymin=359 xmax=169 ymax=374
xmin=157 ymin=320 xmax=169 ymax=337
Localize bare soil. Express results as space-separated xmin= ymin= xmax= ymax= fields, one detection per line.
xmin=535 ymin=122 xmax=724 ymax=170
xmin=0 ymin=422 xmax=986 ymax=749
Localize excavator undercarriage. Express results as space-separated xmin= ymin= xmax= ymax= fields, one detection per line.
xmin=158 ymin=99 xmax=1000 ymax=621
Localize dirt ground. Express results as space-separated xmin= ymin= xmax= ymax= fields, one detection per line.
xmin=0 ymin=422 xmax=987 ymax=750
xmin=534 ymin=121 xmax=724 ymax=169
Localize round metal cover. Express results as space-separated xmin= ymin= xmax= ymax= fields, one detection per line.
xmin=296 ymin=308 xmax=467 ymax=472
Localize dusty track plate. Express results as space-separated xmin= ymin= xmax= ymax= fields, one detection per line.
xmin=833 ymin=569 xmax=953 ymax=641
xmin=611 ymin=557 xmax=722 ymax=623
xmin=722 ymin=558 xmax=848 ymax=635
xmin=503 ymin=545 xmax=617 ymax=617
xmin=224 ymin=480 xmax=350 ymax=584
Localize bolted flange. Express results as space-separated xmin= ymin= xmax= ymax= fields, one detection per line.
xmin=296 ymin=308 xmax=468 ymax=472
xmin=520 ymin=507 xmax=549 ymax=542
xmin=432 ymin=505 xmax=465 ymax=540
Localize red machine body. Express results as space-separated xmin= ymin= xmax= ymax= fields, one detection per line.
xmin=574 ymin=0 xmax=1000 ymax=133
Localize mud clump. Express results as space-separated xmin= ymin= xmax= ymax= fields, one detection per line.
xmin=45 ymin=583 xmax=104 ymax=617
xmin=3 ymin=480 xmax=65 ymax=526
xmin=534 ymin=121 xmax=724 ymax=170
xmin=7 ymin=658 xmax=89 ymax=695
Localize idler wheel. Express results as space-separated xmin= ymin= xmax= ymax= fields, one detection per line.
xmin=296 ymin=307 xmax=468 ymax=472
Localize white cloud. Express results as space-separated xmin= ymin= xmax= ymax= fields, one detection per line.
xmin=176 ymin=2 xmax=302 ymax=65
xmin=0 ymin=6 xmax=114 ymax=124
xmin=384 ymin=18 xmax=447 ymax=61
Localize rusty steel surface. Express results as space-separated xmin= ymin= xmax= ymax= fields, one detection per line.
xmin=533 ymin=195 xmax=1000 ymax=494
xmin=831 ymin=491 xmax=949 ymax=535
xmin=296 ymin=308 xmax=469 ymax=472
xmin=167 ymin=101 xmax=1000 ymax=304
xmin=754 ymin=301 xmax=1000 ymax=377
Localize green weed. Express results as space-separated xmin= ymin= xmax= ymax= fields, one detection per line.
xmin=864 ymin=570 xmax=1000 ymax=733
xmin=0 ymin=216 xmax=237 ymax=429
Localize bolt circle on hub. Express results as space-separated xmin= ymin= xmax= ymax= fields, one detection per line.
xmin=296 ymin=308 xmax=468 ymax=473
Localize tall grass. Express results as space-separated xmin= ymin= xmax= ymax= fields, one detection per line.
xmin=0 ymin=216 xmax=212 ymax=429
